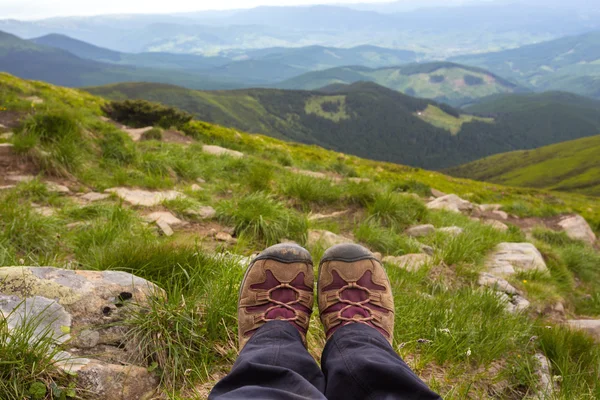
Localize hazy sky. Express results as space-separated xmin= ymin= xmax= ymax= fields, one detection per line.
xmin=1 ymin=0 xmax=479 ymax=20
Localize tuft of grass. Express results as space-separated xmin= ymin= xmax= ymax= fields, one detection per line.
xmin=141 ymin=127 xmax=163 ymax=141
xmin=217 ymin=192 xmax=308 ymax=245
xmin=354 ymin=220 xmax=420 ymax=255
xmin=366 ymin=191 xmax=428 ymax=229
xmin=243 ymin=161 xmax=275 ymax=192
xmin=279 ymin=174 xmax=342 ymax=206
xmin=100 ymin=130 xmax=137 ymax=165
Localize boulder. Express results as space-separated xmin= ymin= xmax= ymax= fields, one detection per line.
xmin=202 ymin=145 xmax=244 ymax=158
xmin=81 ymin=192 xmax=111 ymax=202
xmin=426 ymin=194 xmax=473 ymax=213
xmin=184 ymin=206 xmax=217 ymax=219
xmin=105 ymin=187 xmax=184 ymax=207
xmin=483 ymin=220 xmax=509 ymax=231
xmin=307 ymin=230 xmax=353 ymax=248
xmin=438 ymin=226 xmax=464 ymax=236
xmin=405 ymin=224 xmax=435 ymax=237
xmin=486 ymin=243 xmax=548 ymax=277
xmin=557 ymin=215 xmax=597 ymax=246
xmin=478 ymin=272 xmax=518 ymax=295
xmin=382 ymin=254 xmax=432 ymax=272
xmin=567 ymin=320 xmax=600 ymax=341
xmin=0 ymin=267 xmax=162 ymax=399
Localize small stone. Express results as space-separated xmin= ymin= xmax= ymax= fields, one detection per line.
xmin=419 ymin=244 xmax=435 ymax=256
xmin=0 ymin=185 xmax=16 ymax=191
xmin=383 ymin=254 xmax=433 ymax=272
xmin=122 ymin=126 xmax=154 ymax=141
xmin=426 ymin=194 xmax=473 ymax=213
xmin=66 ymin=222 xmax=86 ymax=230
xmin=511 ymin=295 xmax=531 ymax=312
xmin=184 ymin=206 xmax=216 ymax=219
xmin=46 ymin=182 xmax=71 ymax=194
xmin=491 ymin=210 xmax=509 ymax=220
xmin=81 ymin=192 xmax=110 ymax=202
xmin=438 ymin=226 xmax=464 ymax=236
xmin=286 ymin=167 xmax=329 ymax=179
xmin=156 ymin=219 xmax=174 ymax=236
xmin=216 ymin=232 xmax=237 ymax=243
xmin=405 ymin=224 xmax=435 ymax=237
xmin=0 ymin=131 xmax=14 ymax=140
xmin=190 ymin=184 xmax=203 ymax=191
xmin=203 ymin=145 xmax=244 ymax=158
xmin=25 ymin=96 xmax=44 ymax=104
xmin=307 ymin=230 xmax=353 ymax=248
xmin=430 ymin=189 xmax=446 ymax=198
xmin=144 ymin=211 xmax=184 ymax=227
xmin=308 ymin=210 xmax=350 ymax=221
xmin=34 ymin=206 xmax=55 ymax=217
xmin=554 ymin=302 xmax=565 ymax=314
xmin=76 ymin=329 xmax=100 ymax=349
xmin=478 ymin=272 xmax=518 ymax=294
xmin=483 ymin=220 xmax=509 ymax=231
xmin=196 ymin=177 xmax=206 ymax=184
xmin=479 ymin=204 xmax=502 ymax=212
xmin=347 ymin=177 xmax=370 ymax=183
xmin=105 ymin=187 xmax=185 ymax=207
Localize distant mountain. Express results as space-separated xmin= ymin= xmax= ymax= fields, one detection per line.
xmin=0 ymin=31 xmax=242 ymax=89
xmin=86 ymin=81 xmax=600 ymax=169
xmin=452 ymin=30 xmax=600 ymax=99
xmin=446 ymin=134 xmax=600 ymax=197
xmin=2 ymin=2 xmax=599 ymax=57
xmin=276 ymin=62 xmax=525 ymax=107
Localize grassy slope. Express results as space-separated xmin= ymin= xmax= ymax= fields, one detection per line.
xmin=446 ymin=135 xmax=600 ymax=196
xmin=452 ymin=30 xmax=600 ymax=98
xmin=2 ymin=72 xmax=600 ymax=399
xmin=275 ymin=62 xmax=523 ymax=107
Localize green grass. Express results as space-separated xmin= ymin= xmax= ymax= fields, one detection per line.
xmin=366 ymin=191 xmax=428 ymax=230
xmin=279 ymin=173 xmax=342 ymax=207
xmin=447 ymin=134 xmax=600 ymax=197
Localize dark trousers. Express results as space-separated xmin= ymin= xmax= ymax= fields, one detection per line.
xmin=209 ymin=321 xmax=442 ymax=400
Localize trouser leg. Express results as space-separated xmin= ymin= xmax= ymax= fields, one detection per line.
xmin=209 ymin=320 xmax=326 ymax=400
xmin=322 ymin=323 xmax=442 ymax=400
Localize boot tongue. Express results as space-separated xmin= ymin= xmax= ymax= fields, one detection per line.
xmin=265 ymin=307 xmax=296 ymax=320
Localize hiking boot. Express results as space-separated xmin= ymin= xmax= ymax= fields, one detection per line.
xmin=238 ymin=243 xmax=314 ymax=350
xmin=318 ymin=243 xmax=395 ymax=344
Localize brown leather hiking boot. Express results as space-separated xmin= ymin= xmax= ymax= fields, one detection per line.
xmin=318 ymin=243 xmax=395 ymax=344
xmin=238 ymin=243 xmax=314 ymax=350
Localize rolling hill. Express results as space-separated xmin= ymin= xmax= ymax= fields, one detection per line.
xmin=0 ymin=30 xmax=243 ymax=89
xmin=86 ymin=81 xmax=600 ymax=169
xmin=446 ymin=134 xmax=600 ymax=196
xmin=275 ymin=62 xmax=525 ymax=107
xmin=452 ymin=30 xmax=600 ymax=99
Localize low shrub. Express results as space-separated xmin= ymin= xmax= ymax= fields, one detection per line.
xmin=103 ymin=100 xmax=192 ymax=129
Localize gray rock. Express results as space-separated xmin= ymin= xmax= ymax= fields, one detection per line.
xmin=81 ymin=192 xmax=110 ymax=202
xmin=6 ymin=174 xmax=34 ymax=183
xmin=478 ymin=273 xmax=518 ymax=294
xmin=0 ymin=131 xmax=13 ymax=140
xmin=486 ymin=243 xmax=548 ymax=277
xmin=155 ymin=219 xmax=174 ymax=236
xmin=308 ymin=210 xmax=350 ymax=221
xmin=419 ymin=243 xmax=435 ymax=256
xmin=203 ymin=145 xmax=244 ymax=158
xmin=46 ymin=182 xmax=70 ymax=194
xmin=216 ymin=232 xmax=237 ymax=244
xmin=307 ymin=230 xmax=353 ymax=248
xmin=557 ymin=215 xmax=597 ymax=246
xmin=405 ymin=224 xmax=435 ymax=237
xmin=533 ymin=353 xmax=555 ymax=399
xmin=491 ymin=210 xmax=509 ymax=220
xmin=430 ymin=189 xmax=446 ymax=198
xmin=190 ymin=183 xmax=203 ymax=191
xmin=184 ymin=206 xmax=217 ymax=219
xmin=479 ymin=204 xmax=502 ymax=212
xmin=438 ymin=226 xmax=464 ymax=236
xmin=105 ymin=187 xmax=184 ymax=207
xmin=567 ymin=320 xmax=600 ymax=342
xmin=383 ymin=254 xmax=432 ymax=272
xmin=511 ymin=295 xmax=531 ymax=312
xmin=144 ymin=211 xmax=185 ymax=227
xmin=483 ymin=220 xmax=509 ymax=231
xmin=426 ymin=194 xmax=473 ymax=213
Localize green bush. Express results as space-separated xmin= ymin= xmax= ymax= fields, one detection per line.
xmin=141 ymin=127 xmax=163 ymax=141
xmin=103 ymin=100 xmax=193 ymax=129
xmin=217 ymin=192 xmax=307 ymax=245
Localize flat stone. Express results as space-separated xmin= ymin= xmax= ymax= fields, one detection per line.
xmin=491 ymin=210 xmax=509 ymax=220
xmin=156 ymin=219 xmax=174 ymax=236
xmin=203 ymin=145 xmax=244 ymax=158
xmin=479 ymin=204 xmax=502 ymax=212
xmin=486 ymin=243 xmax=548 ymax=277
xmin=406 ymin=224 xmax=435 ymax=237
xmin=46 ymin=182 xmax=71 ymax=194
xmin=0 ymin=131 xmax=13 ymax=140
xmin=567 ymin=320 xmax=600 ymax=341
xmin=184 ymin=206 xmax=216 ymax=219
xmin=534 ymin=353 xmax=555 ymax=399
xmin=144 ymin=211 xmax=184 ymax=227
xmin=557 ymin=215 xmax=597 ymax=246
xmin=430 ymin=189 xmax=446 ymax=198
xmin=81 ymin=192 xmax=111 ymax=202
xmin=7 ymin=175 xmax=35 ymax=183
xmin=426 ymin=194 xmax=473 ymax=213
xmin=0 ymin=185 xmax=16 ymax=191
xmin=122 ymin=126 xmax=153 ymax=141
xmin=286 ymin=167 xmax=328 ymax=179
xmin=0 ymin=143 xmax=13 ymax=155
xmin=105 ymin=187 xmax=184 ymax=207
xmin=309 ymin=210 xmax=350 ymax=221
xmin=307 ymin=230 xmax=353 ymax=248
xmin=216 ymin=232 xmax=237 ymax=243
xmin=190 ymin=183 xmax=203 ymax=191
xmin=483 ymin=219 xmax=509 ymax=231
xmin=383 ymin=254 xmax=432 ymax=272
xmin=438 ymin=226 xmax=464 ymax=236
xmin=478 ymin=272 xmax=518 ymax=294
xmin=33 ymin=206 xmax=55 ymax=217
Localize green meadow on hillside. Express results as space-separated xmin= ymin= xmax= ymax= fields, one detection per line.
xmin=446 ymin=134 xmax=600 ymax=196
xmin=1 ymin=72 xmax=600 ymax=399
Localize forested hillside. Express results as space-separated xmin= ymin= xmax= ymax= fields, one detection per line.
xmin=446 ymin=134 xmax=600 ymax=196
xmin=87 ymin=81 xmax=600 ymax=169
